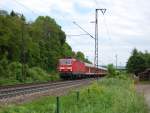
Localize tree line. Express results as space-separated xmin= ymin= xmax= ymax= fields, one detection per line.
xmin=126 ymin=48 xmax=150 ymax=76
xmin=0 ymin=10 xmax=91 ymax=85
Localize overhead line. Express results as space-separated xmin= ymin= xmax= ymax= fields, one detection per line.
xmin=67 ymin=34 xmax=88 ymax=37
xmin=13 ymin=0 xmax=39 ymax=15
xmin=73 ymin=21 xmax=95 ymax=39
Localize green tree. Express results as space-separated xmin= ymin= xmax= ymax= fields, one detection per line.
xmin=62 ymin=43 xmax=73 ymax=57
xmin=0 ymin=10 xmax=92 ymax=85
xmin=10 ymin=10 xmax=17 ymax=17
xmin=126 ymin=48 xmax=146 ymax=75
xmin=75 ymin=51 xmax=85 ymax=61
xmin=107 ymin=64 xmax=117 ymax=77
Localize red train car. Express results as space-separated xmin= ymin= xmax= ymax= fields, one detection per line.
xmin=58 ymin=58 xmax=107 ymax=79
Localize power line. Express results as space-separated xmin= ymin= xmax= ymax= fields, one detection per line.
xmin=67 ymin=34 xmax=88 ymax=37
xmin=13 ymin=0 xmax=39 ymax=15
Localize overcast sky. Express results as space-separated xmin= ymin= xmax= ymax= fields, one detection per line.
xmin=1 ymin=0 xmax=150 ymax=66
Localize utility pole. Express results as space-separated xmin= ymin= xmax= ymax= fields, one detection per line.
xmin=72 ymin=8 xmax=106 ymax=70
xmin=115 ymin=54 xmax=118 ymax=69
xmin=94 ymin=9 xmax=106 ymax=69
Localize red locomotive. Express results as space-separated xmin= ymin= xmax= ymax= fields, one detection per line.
xmin=58 ymin=58 xmax=107 ymax=79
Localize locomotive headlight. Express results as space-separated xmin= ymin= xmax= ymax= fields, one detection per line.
xmin=60 ymin=67 xmax=65 ymax=69
xmin=67 ymin=67 xmax=72 ymax=71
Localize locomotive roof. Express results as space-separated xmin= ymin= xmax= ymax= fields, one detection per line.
xmin=85 ymin=63 xmax=107 ymax=70
xmin=59 ymin=58 xmax=107 ymax=70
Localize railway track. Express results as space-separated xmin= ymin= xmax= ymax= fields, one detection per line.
xmin=0 ymin=78 xmax=94 ymax=100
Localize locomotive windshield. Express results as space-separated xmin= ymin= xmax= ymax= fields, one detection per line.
xmin=59 ymin=59 xmax=72 ymax=65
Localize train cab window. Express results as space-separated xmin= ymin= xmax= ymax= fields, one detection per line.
xmin=60 ymin=59 xmax=72 ymax=65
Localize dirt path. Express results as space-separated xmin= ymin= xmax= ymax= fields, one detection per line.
xmin=136 ymin=83 xmax=150 ymax=112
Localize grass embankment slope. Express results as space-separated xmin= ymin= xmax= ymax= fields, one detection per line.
xmin=0 ymin=78 xmax=148 ymax=113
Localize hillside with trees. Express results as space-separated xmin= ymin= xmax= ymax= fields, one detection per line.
xmin=126 ymin=48 xmax=150 ymax=76
xmin=0 ymin=10 xmax=91 ymax=85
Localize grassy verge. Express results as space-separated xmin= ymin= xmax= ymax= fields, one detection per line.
xmin=0 ymin=78 xmax=148 ymax=113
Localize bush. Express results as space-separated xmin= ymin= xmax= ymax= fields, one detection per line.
xmin=49 ymin=72 xmax=60 ymax=81
xmin=8 ymin=62 xmax=23 ymax=81
xmin=0 ymin=61 xmax=23 ymax=85
xmin=0 ymin=57 xmax=9 ymax=77
xmin=27 ymin=67 xmax=50 ymax=82
xmin=107 ymin=64 xmax=117 ymax=77
xmin=0 ymin=61 xmax=59 ymax=85
xmin=0 ymin=77 xmax=20 ymax=86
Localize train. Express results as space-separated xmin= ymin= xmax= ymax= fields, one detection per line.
xmin=57 ymin=58 xmax=107 ymax=79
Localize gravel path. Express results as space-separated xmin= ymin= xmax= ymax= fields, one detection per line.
xmin=136 ymin=83 xmax=150 ymax=112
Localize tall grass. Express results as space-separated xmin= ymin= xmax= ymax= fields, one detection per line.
xmin=0 ymin=78 xmax=148 ymax=113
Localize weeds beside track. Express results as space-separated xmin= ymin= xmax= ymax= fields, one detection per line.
xmin=0 ymin=78 xmax=148 ymax=113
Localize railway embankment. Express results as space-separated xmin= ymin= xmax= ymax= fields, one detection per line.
xmin=0 ymin=77 xmax=148 ymax=113
xmin=0 ymin=79 xmax=93 ymax=105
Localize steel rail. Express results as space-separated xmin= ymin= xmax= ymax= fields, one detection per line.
xmin=0 ymin=78 xmax=94 ymax=99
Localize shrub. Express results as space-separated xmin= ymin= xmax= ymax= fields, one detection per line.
xmin=0 ymin=57 xmax=9 ymax=77
xmin=0 ymin=77 xmax=20 ymax=86
xmin=8 ymin=62 xmax=23 ymax=81
xmin=107 ymin=64 xmax=117 ymax=77
xmin=27 ymin=67 xmax=50 ymax=82
xmin=49 ymin=72 xmax=60 ymax=81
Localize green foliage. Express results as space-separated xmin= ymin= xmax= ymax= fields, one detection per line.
xmin=107 ymin=64 xmax=117 ymax=77
xmin=10 ymin=10 xmax=17 ymax=17
xmin=0 ymin=10 xmax=67 ymax=72
xmin=8 ymin=61 xmax=23 ymax=81
xmin=27 ymin=67 xmax=50 ymax=82
xmin=49 ymin=71 xmax=60 ymax=81
xmin=0 ymin=61 xmax=52 ymax=85
xmin=74 ymin=51 xmax=92 ymax=64
xmin=0 ymin=56 xmax=9 ymax=77
xmin=75 ymin=51 xmax=85 ymax=61
xmin=0 ymin=10 xmax=92 ymax=85
xmin=0 ymin=78 xmax=148 ymax=113
xmin=126 ymin=48 xmax=148 ymax=75
xmin=0 ymin=60 xmax=23 ymax=85
xmin=0 ymin=78 xmax=20 ymax=86
xmin=107 ymin=64 xmax=130 ymax=80
xmin=62 ymin=43 xmax=73 ymax=57
xmin=84 ymin=58 xmax=92 ymax=64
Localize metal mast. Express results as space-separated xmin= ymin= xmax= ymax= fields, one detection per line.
xmin=94 ymin=9 xmax=106 ymax=69
xmin=115 ymin=54 xmax=118 ymax=69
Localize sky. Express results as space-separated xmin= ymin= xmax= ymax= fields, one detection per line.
xmin=0 ymin=0 xmax=150 ymax=66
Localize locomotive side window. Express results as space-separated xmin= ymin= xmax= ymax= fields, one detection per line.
xmin=59 ymin=59 xmax=72 ymax=65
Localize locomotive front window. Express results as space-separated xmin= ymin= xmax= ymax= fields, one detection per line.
xmin=60 ymin=59 xmax=72 ymax=65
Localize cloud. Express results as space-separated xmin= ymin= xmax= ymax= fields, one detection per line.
xmin=0 ymin=0 xmax=150 ymax=66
